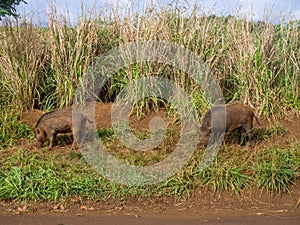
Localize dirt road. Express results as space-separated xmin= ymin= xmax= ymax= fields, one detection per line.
xmin=1 ymin=212 xmax=300 ymax=225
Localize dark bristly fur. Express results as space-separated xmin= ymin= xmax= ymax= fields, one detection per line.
xmin=34 ymin=108 xmax=87 ymax=150
xmin=199 ymin=101 xmax=260 ymax=147
xmin=35 ymin=111 xmax=52 ymax=128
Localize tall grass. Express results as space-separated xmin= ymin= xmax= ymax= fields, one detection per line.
xmin=0 ymin=20 xmax=47 ymax=111
xmin=0 ymin=110 xmax=31 ymax=148
xmin=45 ymin=12 xmax=100 ymax=108
xmin=1 ymin=4 xmax=299 ymax=114
xmin=0 ymin=4 xmax=299 ymax=145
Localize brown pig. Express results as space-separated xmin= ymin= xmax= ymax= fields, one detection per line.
xmin=34 ymin=108 xmax=87 ymax=149
xmin=199 ymin=101 xmax=260 ymax=146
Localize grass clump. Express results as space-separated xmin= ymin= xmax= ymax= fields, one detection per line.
xmin=197 ymin=160 xmax=250 ymax=194
xmin=0 ymin=150 xmax=112 ymax=201
xmin=253 ymin=148 xmax=300 ymax=194
xmin=0 ymin=111 xmax=31 ymax=148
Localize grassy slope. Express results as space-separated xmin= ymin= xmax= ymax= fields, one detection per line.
xmin=0 ymin=125 xmax=299 ymax=202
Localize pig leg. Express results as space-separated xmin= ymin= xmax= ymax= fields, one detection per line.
xmin=71 ymin=139 xmax=76 ymax=150
xmin=210 ymin=129 xmax=225 ymax=145
xmin=71 ymin=128 xmax=81 ymax=150
xmin=49 ymin=135 xmax=54 ymax=149
xmin=241 ymin=123 xmax=253 ymax=147
xmin=238 ymin=127 xmax=246 ymax=146
xmin=47 ymin=131 xmax=56 ymax=149
xmin=247 ymin=131 xmax=254 ymax=147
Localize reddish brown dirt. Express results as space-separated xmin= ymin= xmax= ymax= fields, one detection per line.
xmin=7 ymin=103 xmax=300 ymax=224
xmin=1 ymin=183 xmax=300 ymax=224
xmin=0 ymin=212 xmax=299 ymax=225
xmin=21 ymin=102 xmax=300 ymax=134
xmin=1 ymin=190 xmax=300 ymax=225
xmin=21 ymin=102 xmax=172 ymax=130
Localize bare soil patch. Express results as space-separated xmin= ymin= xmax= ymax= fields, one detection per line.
xmin=21 ymin=102 xmax=173 ymax=130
